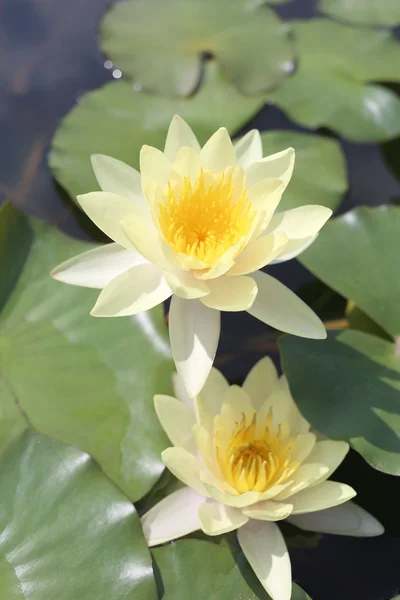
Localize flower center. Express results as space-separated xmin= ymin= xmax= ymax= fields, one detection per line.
xmin=159 ymin=169 xmax=255 ymax=267
xmin=215 ymin=411 xmax=298 ymax=494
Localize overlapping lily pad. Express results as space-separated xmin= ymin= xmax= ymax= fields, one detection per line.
xmin=0 ymin=431 xmax=157 ymax=599
xmin=280 ymin=329 xmax=400 ymax=475
xmin=50 ymin=62 xmax=265 ymax=201
xmin=269 ymin=19 xmax=400 ymax=142
xmin=100 ymin=0 xmax=294 ymax=96
xmin=319 ymin=0 xmax=400 ymax=28
xmin=0 ymin=203 xmax=173 ymax=501
xmin=260 ymin=131 xmax=347 ymax=212
xmin=299 ymin=206 xmax=400 ymax=338
xmin=153 ymin=537 xmax=312 ymax=599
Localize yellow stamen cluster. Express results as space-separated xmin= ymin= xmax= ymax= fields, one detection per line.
xmin=215 ymin=411 xmax=298 ymax=494
xmin=159 ymin=170 xmax=254 ymax=267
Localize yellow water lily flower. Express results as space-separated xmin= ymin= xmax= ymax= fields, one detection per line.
xmin=52 ymin=116 xmax=332 ymax=396
xmin=142 ymin=358 xmax=384 ymax=600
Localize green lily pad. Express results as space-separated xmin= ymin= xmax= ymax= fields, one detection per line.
xmin=0 ymin=431 xmax=157 ymax=600
xmin=299 ymin=206 xmax=400 ymax=338
xmin=319 ymin=0 xmax=400 ymax=28
xmin=279 ymin=329 xmax=400 ymax=475
xmin=0 ymin=203 xmax=173 ymax=501
xmin=269 ymin=19 xmax=400 ymax=142
xmin=260 ymin=131 xmax=347 ymax=212
xmin=100 ymin=0 xmax=294 ymax=96
xmin=153 ymin=537 xmax=312 ymax=599
xmin=50 ymin=62 xmax=265 ymax=201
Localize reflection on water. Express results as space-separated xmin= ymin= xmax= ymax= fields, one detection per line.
xmin=1 ymin=1 xmax=400 ymax=598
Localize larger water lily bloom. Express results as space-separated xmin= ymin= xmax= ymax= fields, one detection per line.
xmin=52 ymin=116 xmax=332 ymax=396
xmin=142 ymin=358 xmax=384 ymax=600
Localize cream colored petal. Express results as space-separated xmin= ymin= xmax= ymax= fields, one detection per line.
xmin=200 ymin=275 xmax=257 ymax=312
xmin=169 ymin=296 xmax=220 ymax=398
xmin=194 ymin=260 xmax=236 ymax=281
xmin=140 ymin=144 xmax=172 ymax=188
xmin=276 ymin=375 xmax=310 ymax=435
xmin=90 ymin=263 xmax=171 ymax=317
xmin=154 ymin=394 xmax=196 ymax=453
xmin=259 ymin=482 xmax=293 ymax=501
xmin=290 ymin=481 xmax=356 ymax=514
xmin=305 ymin=441 xmax=350 ymax=487
xmin=242 ymin=357 xmax=279 ymax=411
xmin=237 ymin=520 xmax=292 ymax=600
xmin=120 ymin=214 xmax=171 ymax=269
xmin=199 ymin=501 xmax=249 ymax=535
xmin=234 ymin=130 xmax=263 ymax=169
xmin=195 ymin=368 xmax=229 ymax=433
xmin=171 ymin=373 xmax=195 ymax=411
xmin=265 ymin=205 xmax=332 ymax=242
xmin=77 ymin=191 xmax=139 ymax=251
xmin=287 ymin=501 xmax=384 ymax=537
xmin=172 ymin=145 xmax=203 ymax=184
xmin=51 ymin=243 xmax=146 ymax=289
xmin=247 ymin=178 xmax=286 ymax=213
xmin=192 ymin=424 xmax=220 ymax=479
xmin=200 ymin=128 xmax=236 ymax=172
xmin=91 ymin=154 xmax=143 ymax=200
xmin=201 ymin=475 xmax=260 ymax=507
xmin=163 ymin=269 xmax=210 ymax=300
xmin=228 ymin=232 xmax=287 ymax=277
xmin=220 ymin=384 xmax=254 ymax=426
xmin=162 ymin=447 xmax=210 ymax=496
xmin=256 ymin=388 xmax=297 ymax=434
xmin=164 ymin=115 xmax=200 ymax=161
xmin=274 ymin=463 xmax=330 ymax=501
xmin=247 ymin=271 xmax=327 ymax=339
xmin=141 ymin=487 xmax=204 ymax=547
xmin=245 ymin=147 xmax=295 ymax=188
xmin=243 ymin=500 xmax=293 ymax=521
xmin=291 ymin=433 xmax=317 ymax=464
xmin=270 ymin=236 xmax=316 ymax=265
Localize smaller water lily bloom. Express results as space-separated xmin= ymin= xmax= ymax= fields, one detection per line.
xmin=142 ymin=358 xmax=384 ymax=600
xmin=51 ymin=116 xmax=332 ymax=396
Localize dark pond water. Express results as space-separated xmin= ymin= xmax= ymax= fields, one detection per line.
xmin=1 ymin=0 xmax=400 ymax=598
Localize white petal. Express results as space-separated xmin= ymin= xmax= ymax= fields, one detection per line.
xmin=234 ymin=130 xmax=263 ymax=169
xmin=245 ymin=148 xmax=295 ymax=189
xmin=163 ymin=269 xmax=210 ymax=299
xmin=172 ymin=373 xmax=195 ymax=411
xmin=91 ymin=154 xmax=142 ymax=200
xmin=171 ymin=146 xmax=203 ymax=184
xmin=169 ymin=297 xmax=220 ymax=397
xmin=287 ymin=501 xmax=384 ymax=537
xmin=140 ymin=145 xmax=172 ymax=188
xmin=77 ymin=191 xmax=139 ymax=250
xmin=162 ymin=447 xmax=209 ymax=496
xmin=195 ymin=368 xmax=229 ymax=433
xmin=270 ymin=236 xmax=316 ymax=265
xmin=154 ymin=394 xmax=196 ymax=452
xmin=274 ymin=463 xmax=330 ymax=501
xmin=305 ymin=441 xmax=350 ymax=487
xmin=51 ymin=243 xmax=146 ymax=289
xmin=290 ymin=481 xmax=357 ymax=514
xmin=220 ymin=385 xmax=254 ymax=425
xmin=200 ymin=128 xmax=236 ymax=172
xmin=198 ymin=501 xmax=249 ymax=535
xmin=237 ymin=520 xmax=292 ymax=600
xmin=243 ymin=357 xmax=279 ymax=411
xmin=247 ymin=271 xmax=326 ymax=339
xmin=228 ymin=232 xmax=287 ymax=277
xmin=243 ymin=500 xmax=293 ymax=521
xmin=291 ymin=433 xmax=317 ymax=464
xmin=164 ymin=115 xmax=200 ymax=161
xmin=201 ymin=475 xmax=260 ymax=508
xmin=141 ymin=487 xmax=205 ymax=546
xmin=266 ymin=205 xmax=332 ymax=241
xmin=90 ymin=263 xmax=171 ymax=317
xmin=200 ymin=275 xmax=257 ymax=311
xmin=121 ymin=214 xmax=171 ymax=268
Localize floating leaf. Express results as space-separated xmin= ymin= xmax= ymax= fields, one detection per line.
xmin=0 ymin=431 xmax=157 ymax=600
xmin=0 ymin=203 xmax=173 ymax=501
xmin=153 ymin=536 xmax=312 ymax=599
xmin=269 ymin=19 xmax=400 ymax=142
xmin=50 ymin=62 xmax=265 ymax=200
xmin=319 ymin=0 xmax=400 ymax=28
xmin=100 ymin=0 xmax=294 ymax=96
xmin=260 ymin=131 xmax=347 ymax=212
xmin=299 ymin=206 xmax=400 ymax=338
xmin=280 ymin=329 xmax=400 ymax=475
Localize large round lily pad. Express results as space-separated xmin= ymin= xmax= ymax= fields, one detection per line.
xmin=269 ymin=19 xmax=400 ymax=142
xmin=0 ymin=431 xmax=157 ymax=600
xmin=100 ymin=0 xmax=294 ymax=96
xmin=0 ymin=203 xmax=173 ymax=501
xmin=50 ymin=62 xmax=265 ymax=201
xmin=299 ymin=205 xmax=400 ymax=339
xmin=280 ymin=329 xmax=400 ymax=475
xmin=319 ymin=0 xmax=400 ymax=28
xmin=260 ymin=131 xmax=347 ymax=212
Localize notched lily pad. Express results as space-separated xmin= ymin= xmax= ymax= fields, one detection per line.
xmin=269 ymin=19 xmax=400 ymax=142
xmin=319 ymin=0 xmax=400 ymax=28
xmin=100 ymin=0 xmax=294 ymax=96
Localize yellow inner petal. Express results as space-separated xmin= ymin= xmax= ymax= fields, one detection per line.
xmin=159 ymin=169 xmax=255 ymax=267
xmin=215 ymin=410 xmax=298 ymax=494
